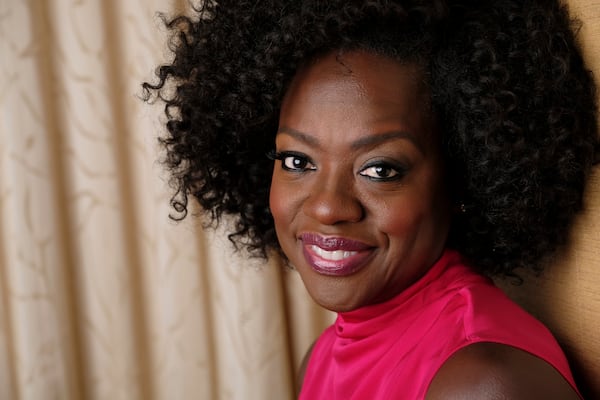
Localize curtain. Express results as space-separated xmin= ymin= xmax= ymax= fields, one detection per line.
xmin=0 ymin=1 xmax=597 ymax=399
xmin=0 ymin=1 xmax=333 ymax=399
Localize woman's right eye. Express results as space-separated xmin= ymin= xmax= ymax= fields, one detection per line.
xmin=271 ymin=151 xmax=316 ymax=172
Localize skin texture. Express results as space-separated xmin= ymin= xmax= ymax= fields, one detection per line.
xmin=296 ymin=342 xmax=579 ymax=398
xmin=269 ymin=50 xmax=452 ymax=312
xmin=142 ymin=1 xmax=598 ymax=398
xmin=145 ymin=0 xmax=599 ymax=279
xmin=144 ymin=2 xmax=598 ymax=397
xmin=298 ymin=342 xmax=580 ymax=398
xmin=282 ymin=50 xmax=581 ymax=399
xmin=426 ymin=343 xmax=580 ymax=399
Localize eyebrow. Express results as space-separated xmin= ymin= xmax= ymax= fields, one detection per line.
xmin=349 ymin=130 xmax=423 ymax=152
xmin=276 ymin=127 xmax=322 ymax=148
xmin=276 ymin=127 xmax=423 ymax=153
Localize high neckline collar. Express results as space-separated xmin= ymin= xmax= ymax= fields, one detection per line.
xmin=334 ymin=249 xmax=462 ymax=339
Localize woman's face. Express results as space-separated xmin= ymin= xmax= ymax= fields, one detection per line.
xmin=270 ymin=50 xmax=451 ymax=312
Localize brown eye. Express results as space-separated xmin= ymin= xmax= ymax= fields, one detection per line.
xmin=359 ymin=163 xmax=406 ymax=181
xmin=272 ymin=151 xmax=316 ymax=172
xmin=283 ymin=155 xmax=309 ymax=170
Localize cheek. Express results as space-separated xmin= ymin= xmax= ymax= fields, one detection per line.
xmin=269 ymin=188 xmax=285 ymax=227
xmin=269 ymin=172 xmax=296 ymax=228
xmin=376 ymin=203 xmax=424 ymax=237
xmin=371 ymin=186 xmax=443 ymax=241
xmin=269 ymin=174 xmax=304 ymax=260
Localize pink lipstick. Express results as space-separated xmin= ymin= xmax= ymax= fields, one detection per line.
xmin=300 ymin=233 xmax=374 ymax=276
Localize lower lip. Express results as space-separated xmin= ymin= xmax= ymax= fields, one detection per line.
xmin=302 ymin=245 xmax=374 ymax=276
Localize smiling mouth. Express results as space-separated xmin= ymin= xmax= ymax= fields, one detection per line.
xmin=309 ymin=245 xmax=358 ymax=261
xmin=300 ymin=233 xmax=374 ymax=276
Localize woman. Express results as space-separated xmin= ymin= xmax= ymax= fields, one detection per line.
xmin=144 ymin=0 xmax=599 ymax=398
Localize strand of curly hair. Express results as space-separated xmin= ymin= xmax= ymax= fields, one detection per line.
xmin=143 ymin=0 xmax=599 ymax=277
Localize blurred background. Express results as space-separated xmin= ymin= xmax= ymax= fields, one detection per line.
xmin=0 ymin=0 xmax=598 ymax=399
xmin=0 ymin=0 xmax=333 ymax=398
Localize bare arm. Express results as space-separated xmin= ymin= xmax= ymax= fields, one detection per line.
xmin=426 ymin=342 xmax=580 ymax=400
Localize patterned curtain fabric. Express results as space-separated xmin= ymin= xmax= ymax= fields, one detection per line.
xmin=0 ymin=0 xmax=597 ymax=399
xmin=0 ymin=1 xmax=332 ymax=398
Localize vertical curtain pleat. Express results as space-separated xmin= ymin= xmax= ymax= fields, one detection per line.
xmin=2 ymin=1 xmax=85 ymax=399
xmin=3 ymin=0 xmax=596 ymax=399
xmin=0 ymin=1 xmax=332 ymax=399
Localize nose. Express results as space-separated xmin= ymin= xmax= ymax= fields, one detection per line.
xmin=302 ymin=177 xmax=365 ymax=225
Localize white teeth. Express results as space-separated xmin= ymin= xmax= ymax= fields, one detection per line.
xmin=310 ymin=245 xmax=357 ymax=261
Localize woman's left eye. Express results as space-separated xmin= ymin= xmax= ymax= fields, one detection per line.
xmin=359 ymin=164 xmax=404 ymax=181
xmin=268 ymin=150 xmax=316 ymax=172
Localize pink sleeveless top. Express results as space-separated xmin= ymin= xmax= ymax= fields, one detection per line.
xmin=300 ymin=249 xmax=580 ymax=399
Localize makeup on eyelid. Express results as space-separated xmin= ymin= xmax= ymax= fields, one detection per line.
xmin=269 ymin=50 xmax=451 ymax=312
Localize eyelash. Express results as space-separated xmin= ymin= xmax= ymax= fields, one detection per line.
xmin=358 ymin=161 xmax=407 ymax=182
xmin=268 ymin=150 xmax=316 ymax=172
xmin=267 ymin=150 xmax=407 ymax=181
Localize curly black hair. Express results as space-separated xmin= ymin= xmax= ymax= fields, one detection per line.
xmin=143 ymin=0 xmax=599 ymax=277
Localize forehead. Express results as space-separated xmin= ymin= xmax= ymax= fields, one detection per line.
xmin=285 ymin=50 xmax=428 ymax=101
xmin=279 ymin=50 xmax=437 ymax=149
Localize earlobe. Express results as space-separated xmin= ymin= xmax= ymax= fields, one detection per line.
xmin=452 ymin=202 xmax=466 ymax=214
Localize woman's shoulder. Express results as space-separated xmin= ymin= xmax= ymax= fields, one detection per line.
xmin=426 ymin=342 xmax=581 ymax=400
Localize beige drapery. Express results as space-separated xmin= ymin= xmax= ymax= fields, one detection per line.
xmin=0 ymin=1 xmax=598 ymax=399
xmin=0 ymin=1 xmax=332 ymax=398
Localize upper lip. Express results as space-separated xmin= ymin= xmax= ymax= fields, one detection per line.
xmin=300 ymin=233 xmax=373 ymax=251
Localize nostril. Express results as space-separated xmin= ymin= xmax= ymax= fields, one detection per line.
xmin=303 ymin=187 xmax=364 ymax=225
